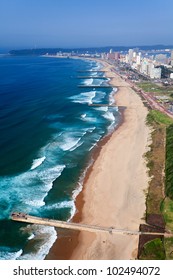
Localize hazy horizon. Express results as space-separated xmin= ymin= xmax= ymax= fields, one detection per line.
xmin=1 ymin=0 xmax=173 ymax=49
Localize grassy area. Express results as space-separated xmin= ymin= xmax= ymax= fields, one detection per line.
xmin=145 ymin=110 xmax=170 ymax=215
xmin=138 ymin=82 xmax=173 ymax=101
xmin=146 ymin=110 xmax=173 ymax=126
xmin=138 ymin=82 xmax=163 ymax=93
xmin=138 ymin=82 xmax=173 ymax=94
xmin=165 ymin=124 xmax=173 ymax=199
xmin=162 ymin=198 xmax=173 ymax=231
xmin=139 ymin=110 xmax=173 ymax=259
xmin=164 ymin=237 xmax=173 ymax=260
xmin=139 ymin=238 xmax=165 ymax=260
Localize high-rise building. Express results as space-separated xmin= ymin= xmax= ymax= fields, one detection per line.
xmin=107 ymin=52 xmax=116 ymax=60
xmin=114 ymin=52 xmax=120 ymax=60
xmin=125 ymin=54 xmax=129 ymax=63
xmin=128 ymin=49 xmax=134 ymax=64
xmin=150 ymin=67 xmax=162 ymax=79
xmin=136 ymin=54 xmax=141 ymax=65
xmin=141 ymin=60 xmax=148 ymax=75
xmin=133 ymin=52 xmax=137 ymax=58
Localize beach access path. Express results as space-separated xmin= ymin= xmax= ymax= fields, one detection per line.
xmin=70 ymin=60 xmax=150 ymax=260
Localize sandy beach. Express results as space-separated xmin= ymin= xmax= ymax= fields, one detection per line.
xmin=70 ymin=60 xmax=150 ymax=259
xmin=46 ymin=59 xmax=150 ymax=260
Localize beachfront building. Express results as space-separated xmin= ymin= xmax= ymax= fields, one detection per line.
xmin=150 ymin=67 xmax=162 ymax=79
xmin=128 ymin=49 xmax=134 ymax=65
xmin=114 ymin=52 xmax=120 ymax=60
xmin=107 ymin=51 xmax=120 ymax=60
xmin=140 ymin=59 xmax=149 ymax=75
xmin=136 ymin=54 xmax=141 ymax=65
xmin=107 ymin=52 xmax=116 ymax=60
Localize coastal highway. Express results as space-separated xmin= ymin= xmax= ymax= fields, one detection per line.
xmin=111 ymin=67 xmax=173 ymax=119
xmin=11 ymin=213 xmax=173 ymax=237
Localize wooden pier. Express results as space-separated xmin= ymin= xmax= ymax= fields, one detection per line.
xmin=11 ymin=212 xmax=173 ymax=237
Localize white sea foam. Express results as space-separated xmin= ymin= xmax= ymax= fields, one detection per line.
xmin=90 ymin=72 xmax=97 ymax=76
xmin=93 ymin=91 xmax=106 ymax=102
xmin=84 ymin=116 xmax=98 ymax=123
xmin=88 ymin=142 xmax=98 ymax=151
xmin=28 ymin=233 xmax=35 ymax=240
xmin=108 ymin=122 xmax=117 ymax=132
xmin=103 ymin=111 xmax=115 ymax=121
xmin=109 ymin=88 xmax=117 ymax=105
xmin=94 ymin=106 xmax=108 ymax=112
xmin=57 ymin=128 xmax=89 ymax=152
xmin=44 ymin=200 xmax=76 ymax=222
xmin=69 ymin=91 xmax=96 ymax=105
xmin=92 ymin=63 xmax=102 ymax=71
xmin=83 ymin=78 xmax=93 ymax=85
xmin=70 ymin=141 xmax=84 ymax=151
xmin=87 ymin=126 xmax=96 ymax=133
xmin=81 ymin=113 xmax=86 ymax=119
xmin=0 ymin=249 xmax=23 ymax=260
xmin=30 ymin=156 xmax=46 ymax=170
xmin=59 ymin=137 xmax=81 ymax=151
xmin=38 ymin=165 xmax=65 ymax=187
xmin=17 ymin=226 xmax=57 ymax=260
xmin=25 ymin=199 xmax=46 ymax=207
xmin=0 ymin=164 xmax=66 ymax=218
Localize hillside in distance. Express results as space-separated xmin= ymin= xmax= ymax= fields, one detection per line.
xmin=9 ymin=45 xmax=173 ymax=55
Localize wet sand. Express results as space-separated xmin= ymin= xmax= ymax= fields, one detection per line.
xmin=46 ymin=59 xmax=150 ymax=260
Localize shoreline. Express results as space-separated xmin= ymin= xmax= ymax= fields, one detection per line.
xmin=46 ymin=59 xmax=150 ymax=260
xmin=45 ymin=59 xmax=123 ymax=260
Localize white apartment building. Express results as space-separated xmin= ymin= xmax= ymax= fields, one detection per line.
xmin=150 ymin=67 xmax=162 ymax=79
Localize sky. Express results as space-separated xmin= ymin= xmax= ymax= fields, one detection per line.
xmin=0 ymin=0 xmax=173 ymax=49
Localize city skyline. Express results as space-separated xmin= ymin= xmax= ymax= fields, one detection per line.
xmin=0 ymin=0 xmax=173 ymax=49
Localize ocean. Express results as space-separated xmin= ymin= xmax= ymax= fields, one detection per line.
xmin=0 ymin=55 xmax=120 ymax=260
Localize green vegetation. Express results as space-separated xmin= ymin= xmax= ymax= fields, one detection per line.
xmin=147 ymin=111 xmax=173 ymax=200
xmin=146 ymin=110 xmax=173 ymax=126
xmin=138 ymin=82 xmax=163 ymax=93
xmin=140 ymin=110 xmax=173 ymax=259
xmin=164 ymin=237 xmax=173 ymax=260
xmin=138 ymin=82 xmax=173 ymax=95
xmin=139 ymin=238 xmax=165 ymax=260
xmin=165 ymin=124 xmax=173 ymax=199
xmin=145 ymin=110 xmax=170 ymax=215
xmin=162 ymin=198 xmax=173 ymax=231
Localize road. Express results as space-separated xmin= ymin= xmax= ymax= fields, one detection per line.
xmin=111 ymin=68 xmax=173 ymax=119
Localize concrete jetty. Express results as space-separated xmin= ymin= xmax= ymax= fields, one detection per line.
xmin=77 ymin=70 xmax=108 ymax=73
xmin=77 ymin=76 xmax=109 ymax=79
xmin=78 ymin=85 xmax=112 ymax=88
xmin=11 ymin=212 xmax=173 ymax=237
xmin=88 ymin=104 xmax=117 ymax=107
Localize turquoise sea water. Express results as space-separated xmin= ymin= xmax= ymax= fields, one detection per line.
xmin=0 ymin=56 xmax=120 ymax=259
